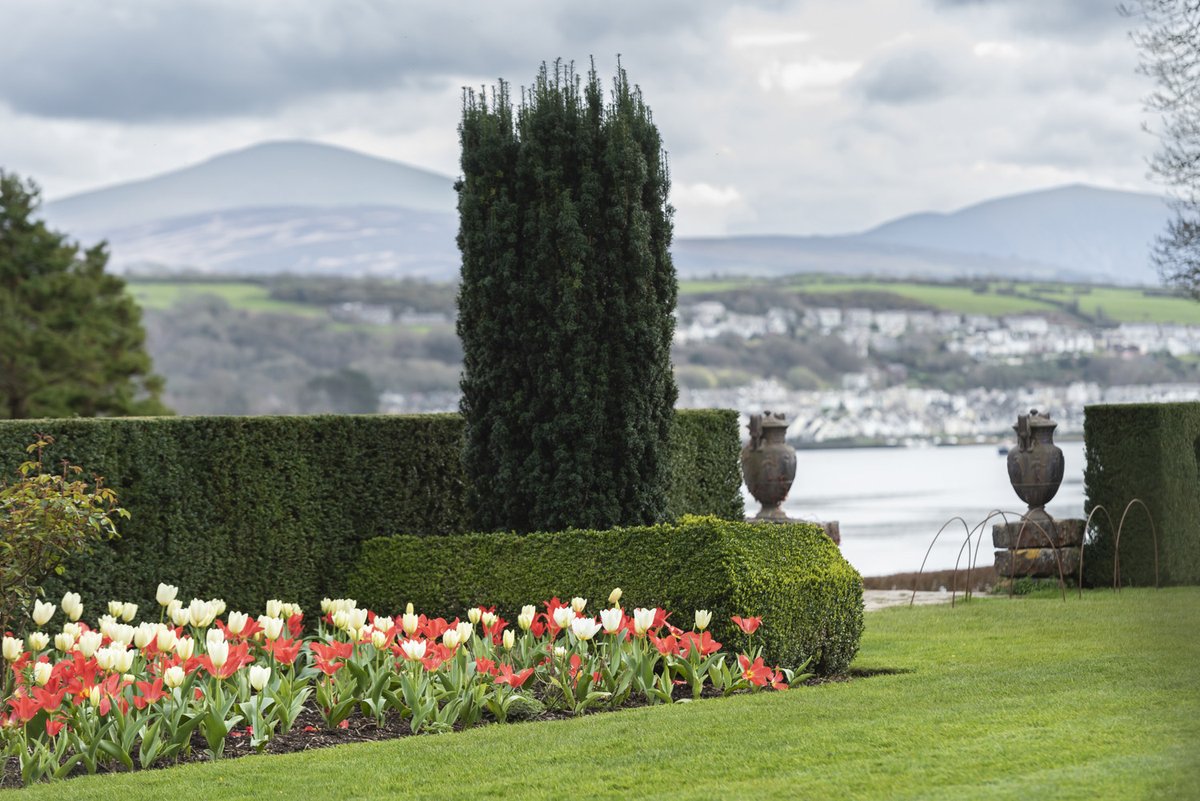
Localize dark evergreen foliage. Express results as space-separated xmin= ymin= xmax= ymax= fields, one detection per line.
xmin=456 ymin=61 xmax=678 ymax=533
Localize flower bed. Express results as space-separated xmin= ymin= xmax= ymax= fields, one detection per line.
xmin=1 ymin=585 xmax=809 ymax=787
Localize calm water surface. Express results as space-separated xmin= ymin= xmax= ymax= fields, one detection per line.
xmin=756 ymin=441 xmax=1086 ymax=578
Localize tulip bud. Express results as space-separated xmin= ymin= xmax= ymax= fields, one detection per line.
xmin=481 ymin=611 xmax=498 ymax=629
xmin=157 ymin=628 xmax=177 ymax=653
xmin=27 ymin=631 xmax=49 ymax=652
xmin=108 ymin=600 xmax=125 ymax=618
xmin=600 ymin=607 xmax=624 ymax=634
xmin=77 ymin=631 xmax=102 ymax=658
xmin=265 ymin=599 xmax=284 ymax=619
xmin=455 ymin=621 xmax=473 ymax=643
xmin=121 ymin=602 xmax=138 ymax=623
xmin=227 ymin=611 xmax=248 ymax=636
xmin=2 ymin=636 xmax=23 ymax=662
xmin=32 ymin=600 xmax=55 ymax=627
xmin=552 ymin=607 xmax=574 ymax=630
xmin=208 ymin=640 xmax=229 ymax=670
xmin=694 ymin=609 xmax=712 ymax=631
xmin=32 ymin=661 xmax=53 ymax=686
xmin=553 ymin=645 xmax=567 ymax=658
xmin=467 ymin=607 xmax=482 ymax=625
xmin=88 ymin=685 xmax=103 ymax=706
xmin=571 ymin=597 xmax=587 ymax=614
xmin=157 ymin=583 xmax=179 ymax=606
xmin=402 ymin=612 xmax=419 ymax=636
xmin=502 ymin=630 xmax=515 ymax=649
xmin=55 ymin=632 xmax=75 ymax=652
xmin=175 ymin=636 xmax=195 ymax=660
xmin=608 ymin=588 xmax=622 ymax=606
xmin=517 ymin=612 xmax=534 ymax=632
xmin=399 ymin=639 xmax=426 ymax=661
xmin=61 ymin=592 xmax=83 ymax=622
xmin=442 ymin=629 xmax=460 ymax=650
xmin=405 ymin=602 xmax=414 ymax=616
xmin=249 ymin=664 xmax=271 ymax=692
xmin=164 ymin=665 xmax=186 ymax=689
xmin=206 ymin=628 xmax=226 ymax=652
xmin=259 ymin=615 xmax=284 ymax=640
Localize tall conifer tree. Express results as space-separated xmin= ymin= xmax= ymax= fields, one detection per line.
xmin=456 ymin=61 xmax=677 ymax=533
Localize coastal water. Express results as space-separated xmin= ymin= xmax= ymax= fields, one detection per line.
xmin=755 ymin=441 xmax=1087 ymax=578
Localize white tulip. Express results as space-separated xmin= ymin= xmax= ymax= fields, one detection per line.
xmin=61 ymin=621 xmax=81 ymax=640
xmin=210 ymin=599 xmax=226 ymax=618
xmin=399 ymin=639 xmax=426 ymax=661
xmin=265 ymin=599 xmax=284 ymax=619
xmin=174 ymin=636 xmax=195 ymax=660
xmin=502 ymin=630 xmax=515 ymax=650
xmin=156 ymin=583 xmax=179 ymax=606
xmin=694 ymin=610 xmax=713 ymax=631
xmin=61 ymin=592 xmax=83 ymax=622
xmin=570 ymin=597 xmax=587 ymax=614
xmin=608 ymin=588 xmax=622 ymax=606
xmin=402 ymin=612 xmax=419 ymax=636
xmin=467 ymin=607 xmax=482 ymax=624
xmin=32 ymin=661 xmax=53 ymax=686
xmin=121 ymin=602 xmax=138 ymax=623
xmin=373 ymin=616 xmax=394 ymax=633
xmin=27 ymin=631 xmax=49 ymax=652
xmin=455 ymin=621 xmax=473 ymax=643
xmin=600 ymin=607 xmax=624 ymax=634
xmin=76 ymin=631 xmax=102 ymax=658
xmin=107 ymin=601 xmax=125 ymax=618
xmin=32 ymin=600 xmax=55 ymax=626
xmin=554 ymin=645 xmax=567 ymax=658
xmin=226 ymin=611 xmax=248 ymax=636
xmin=156 ymin=628 xmax=178 ymax=653
xmin=95 ymin=647 xmax=116 ymax=671
xmin=208 ymin=640 xmax=229 ymax=670
xmin=442 ymin=629 xmax=460 ymax=650
xmin=113 ymin=646 xmax=135 ymax=673
xmin=371 ymin=629 xmax=388 ymax=649
xmin=633 ymin=608 xmax=656 ymax=636
xmin=133 ymin=622 xmax=159 ymax=649
xmin=110 ymin=624 xmax=135 ymax=647
xmin=2 ymin=636 xmax=23 ymax=661
xmin=258 ymin=615 xmax=284 ymax=640
xmin=521 ymin=604 xmax=537 ymax=620
xmin=332 ymin=610 xmax=349 ymax=631
xmin=163 ymin=665 xmax=186 ymax=689
xmin=517 ymin=612 xmax=535 ymax=631
xmin=188 ymin=599 xmax=215 ymax=628
xmin=346 ymin=608 xmax=368 ymax=632
xmin=552 ymin=606 xmax=574 ymax=630
xmin=481 ymin=611 xmax=498 ymax=629
xmin=206 ymin=628 xmax=226 ymax=651
xmin=54 ymin=632 xmax=75 ymax=652
xmin=87 ymin=685 xmax=102 ymax=706
xmin=248 ymin=664 xmax=271 ymax=692
xmin=571 ymin=616 xmax=602 ymax=641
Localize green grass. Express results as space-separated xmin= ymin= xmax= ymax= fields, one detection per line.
xmin=126 ymin=282 xmax=326 ymax=317
xmin=790 ymin=281 xmax=1059 ymax=316
xmin=13 ymin=588 xmax=1197 ymax=800
xmin=1069 ymin=287 xmax=1200 ymax=325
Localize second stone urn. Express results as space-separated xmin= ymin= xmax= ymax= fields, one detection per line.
xmin=741 ymin=411 xmax=797 ymax=521
xmin=1006 ymin=408 xmax=1065 ymax=527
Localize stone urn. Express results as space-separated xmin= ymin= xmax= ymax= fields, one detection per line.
xmin=1006 ymin=409 xmax=1065 ymax=527
xmin=741 ymin=411 xmax=797 ymax=521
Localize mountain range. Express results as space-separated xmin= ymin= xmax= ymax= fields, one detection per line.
xmin=41 ymin=140 xmax=1171 ymax=285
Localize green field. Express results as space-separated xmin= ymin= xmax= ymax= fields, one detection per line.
xmin=126 ymin=282 xmax=326 ymax=317
xmin=14 ymin=588 xmax=1197 ymax=800
xmin=679 ymin=277 xmax=1200 ymax=324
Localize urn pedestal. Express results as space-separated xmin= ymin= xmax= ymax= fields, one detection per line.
xmin=993 ymin=409 xmax=1083 ymax=579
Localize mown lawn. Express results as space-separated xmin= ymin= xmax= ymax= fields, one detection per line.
xmin=126 ymin=281 xmax=326 ymax=317
xmin=12 ymin=589 xmax=1198 ymax=800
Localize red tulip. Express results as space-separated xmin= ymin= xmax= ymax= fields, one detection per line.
xmin=678 ymin=631 xmax=721 ymax=657
xmin=737 ymin=653 xmax=769 ymax=687
xmin=731 ymin=615 xmax=762 ymax=635
xmin=496 ymin=663 xmax=535 ymax=689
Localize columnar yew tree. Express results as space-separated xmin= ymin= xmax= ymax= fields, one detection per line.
xmin=0 ymin=172 xmax=168 ymax=419
xmin=456 ymin=61 xmax=677 ymax=533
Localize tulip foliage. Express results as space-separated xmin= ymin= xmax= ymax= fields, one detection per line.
xmin=0 ymin=585 xmax=811 ymax=786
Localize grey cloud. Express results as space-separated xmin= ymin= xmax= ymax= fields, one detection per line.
xmin=0 ymin=1 xmax=729 ymax=123
xmin=933 ymin=0 xmax=1127 ymax=37
xmin=854 ymin=51 xmax=961 ymax=105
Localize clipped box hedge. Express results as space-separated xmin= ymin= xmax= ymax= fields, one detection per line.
xmin=0 ymin=410 xmax=742 ymax=617
xmin=1083 ymin=402 xmax=1200 ymax=586
xmin=347 ymin=516 xmax=864 ymax=675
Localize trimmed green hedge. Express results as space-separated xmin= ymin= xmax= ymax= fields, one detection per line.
xmin=0 ymin=410 xmax=742 ymax=617
xmin=347 ymin=516 xmax=864 ymax=675
xmin=1084 ymin=402 xmax=1200 ymax=586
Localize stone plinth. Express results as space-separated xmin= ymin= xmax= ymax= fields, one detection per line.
xmin=993 ymin=518 xmax=1084 ymax=578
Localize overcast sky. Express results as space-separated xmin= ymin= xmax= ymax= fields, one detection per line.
xmin=0 ymin=0 xmax=1157 ymax=237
